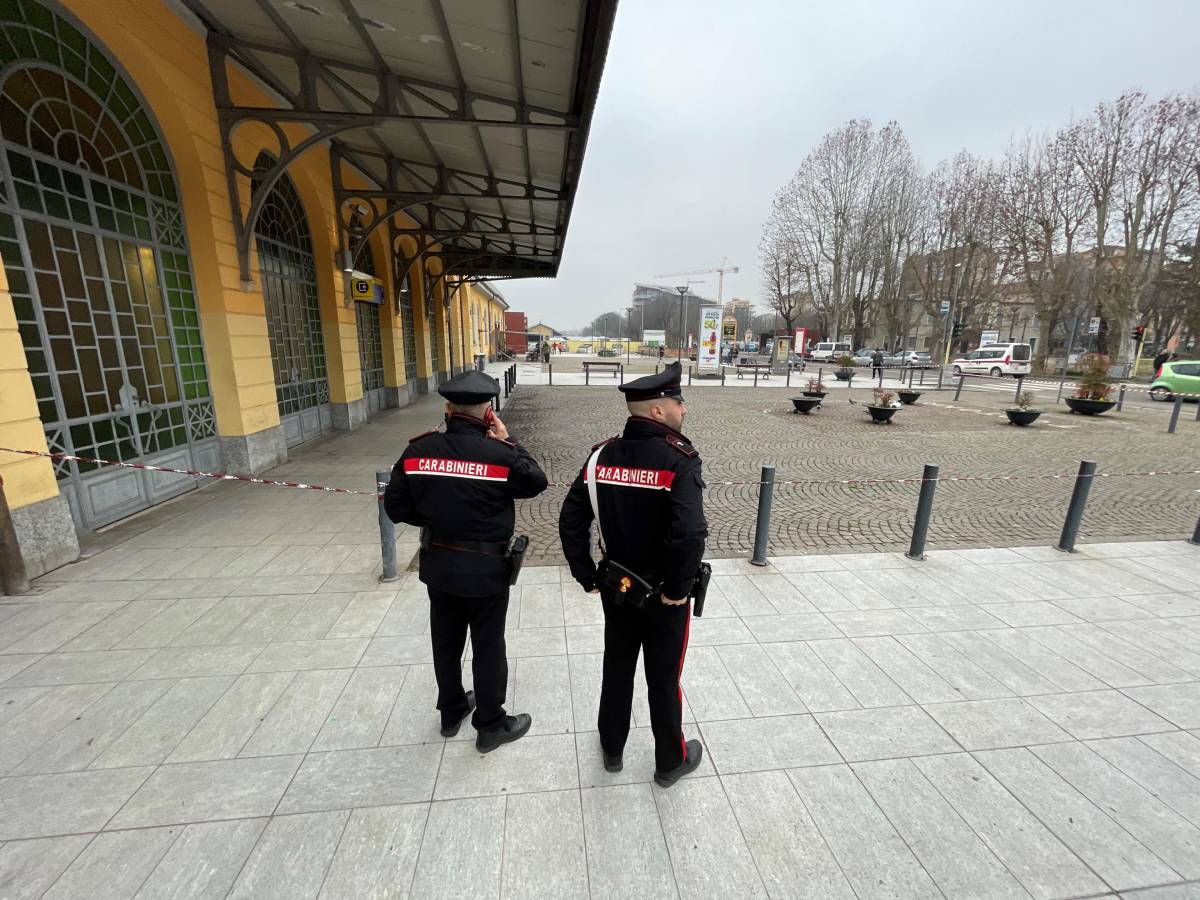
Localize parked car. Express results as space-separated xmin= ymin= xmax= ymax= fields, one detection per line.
xmin=888 ymin=350 xmax=933 ymax=367
xmin=951 ymin=343 xmax=1032 ymax=377
xmin=852 ymin=348 xmax=875 ymax=366
xmin=1149 ymin=359 xmax=1200 ymax=401
xmin=809 ymin=341 xmax=853 ymax=361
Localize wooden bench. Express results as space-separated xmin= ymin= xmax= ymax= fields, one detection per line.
xmin=583 ymin=360 xmax=623 ymax=384
xmin=734 ymin=361 xmax=771 ymax=380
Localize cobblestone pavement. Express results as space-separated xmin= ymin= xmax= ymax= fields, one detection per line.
xmin=503 ymin=384 xmax=1200 ymax=566
xmin=4 ymin=532 xmax=1200 ymax=898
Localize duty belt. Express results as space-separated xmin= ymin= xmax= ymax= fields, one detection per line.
xmin=421 ymin=528 xmax=509 ymax=557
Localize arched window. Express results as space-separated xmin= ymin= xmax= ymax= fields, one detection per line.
xmin=250 ymin=152 xmax=328 ymax=446
xmin=0 ymin=1 xmax=215 ymax=529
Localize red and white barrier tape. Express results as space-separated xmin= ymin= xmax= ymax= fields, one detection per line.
xmin=3 ymin=447 xmax=1197 ymax=495
xmin=542 ymin=469 xmax=1200 ymax=488
xmin=0 ymin=447 xmax=380 ymax=496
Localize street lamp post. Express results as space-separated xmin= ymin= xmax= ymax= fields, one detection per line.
xmin=625 ymin=306 xmax=633 ymax=365
xmin=675 ymin=286 xmax=688 ymax=361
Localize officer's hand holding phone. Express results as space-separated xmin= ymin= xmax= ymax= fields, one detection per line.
xmin=484 ymin=409 xmax=509 ymax=442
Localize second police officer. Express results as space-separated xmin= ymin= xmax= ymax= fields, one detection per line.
xmin=558 ymin=361 xmax=709 ymax=786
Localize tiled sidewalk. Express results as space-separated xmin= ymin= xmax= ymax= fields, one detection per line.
xmin=2 ymin=532 xmax=1200 ymax=898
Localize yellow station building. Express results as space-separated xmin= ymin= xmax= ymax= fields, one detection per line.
xmin=0 ymin=0 xmax=614 ymax=577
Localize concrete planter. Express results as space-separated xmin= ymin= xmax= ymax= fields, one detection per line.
xmin=790 ymin=397 xmax=822 ymax=414
xmin=897 ymin=390 xmax=922 ymax=405
xmin=866 ymin=405 xmax=899 ymax=424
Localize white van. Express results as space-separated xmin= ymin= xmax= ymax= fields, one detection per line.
xmin=809 ymin=341 xmax=852 ymax=361
xmin=951 ymin=343 xmax=1032 ymax=377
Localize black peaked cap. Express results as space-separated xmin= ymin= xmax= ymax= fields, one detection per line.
xmin=439 ymin=370 xmax=501 ymax=404
xmin=618 ymin=360 xmax=685 ymax=402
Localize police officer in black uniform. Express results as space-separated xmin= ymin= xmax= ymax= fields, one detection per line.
xmin=558 ymin=362 xmax=708 ymax=786
xmin=384 ymin=370 xmax=548 ymax=752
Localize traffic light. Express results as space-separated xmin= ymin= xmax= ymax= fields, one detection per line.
xmin=951 ymin=321 xmax=965 ymax=338
xmin=1131 ymin=325 xmax=1146 ymax=343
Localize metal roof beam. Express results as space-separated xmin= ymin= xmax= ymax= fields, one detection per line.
xmin=206 ymin=32 xmax=578 ymax=128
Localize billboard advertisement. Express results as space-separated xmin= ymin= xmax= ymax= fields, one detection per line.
xmin=698 ymin=307 xmax=721 ymax=370
xmin=722 ymin=316 xmax=737 ymax=344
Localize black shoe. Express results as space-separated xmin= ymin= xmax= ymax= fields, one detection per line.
xmin=476 ymin=713 xmax=532 ymax=753
xmin=440 ymin=691 xmax=475 ymax=738
xmin=602 ymin=750 xmax=623 ymax=773
xmin=654 ymin=739 xmax=703 ymax=788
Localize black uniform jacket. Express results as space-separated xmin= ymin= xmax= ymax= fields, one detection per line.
xmin=385 ymin=413 xmax=548 ymax=596
xmin=559 ymin=416 xmax=708 ymax=600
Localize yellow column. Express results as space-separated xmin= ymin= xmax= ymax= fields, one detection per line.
xmin=0 ymin=259 xmax=80 ymax=575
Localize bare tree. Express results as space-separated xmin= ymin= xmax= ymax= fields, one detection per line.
xmin=998 ymin=130 xmax=1092 ymax=371
xmin=907 ymin=152 xmax=1010 ymax=360
xmin=1067 ymin=91 xmax=1199 ymax=364
xmin=759 ymin=212 xmax=805 ymax=334
xmin=772 ymin=120 xmax=920 ymax=345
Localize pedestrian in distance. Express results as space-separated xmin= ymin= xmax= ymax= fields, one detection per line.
xmin=1152 ymin=349 xmax=1170 ymax=374
xmin=658 ymin=344 xmax=665 ymax=362
xmin=871 ymin=347 xmax=884 ymax=380
xmin=541 ymin=341 xmax=551 ymax=364
xmin=384 ymin=370 xmax=548 ymax=752
xmin=558 ymin=361 xmax=709 ymax=787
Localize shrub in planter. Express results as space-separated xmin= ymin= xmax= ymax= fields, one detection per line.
xmin=803 ymin=376 xmax=827 ymax=398
xmin=1065 ymin=353 xmax=1117 ymax=415
xmin=1005 ymin=391 xmax=1043 ymax=426
xmin=834 ymin=354 xmax=856 ymax=381
xmin=866 ymin=388 xmax=900 ymax=423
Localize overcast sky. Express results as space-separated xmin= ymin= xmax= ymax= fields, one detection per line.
xmin=500 ymin=0 xmax=1200 ymax=330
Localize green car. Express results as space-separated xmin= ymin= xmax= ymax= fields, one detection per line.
xmin=1150 ymin=359 xmax=1200 ymax=401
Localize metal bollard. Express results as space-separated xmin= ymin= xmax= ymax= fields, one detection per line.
xmin=936 ymin=367 xmax=944 ymax=391
xmin=908 ymin=368 xmax=915 ymax=389
xmin=585 ymin=366 xmax=590 ymax=386
xmin=1116 ymin=384 xmax=1126 ymax=411
xmin=919 ymin=368 xmax=926 ymax=387
xmin=687 ymin=366 xmax=692 ymax=386
xmin=905 ymin=464 xmax=939 ymax=561
xmin=548 ymin=363 xmax=553 ymax=385
xmin=750 ymin=465 xmax=775 ymax=566
xmin=377 ymin=470 xmax=400 ymax=582
xmin=754 ymin=367 xmax=759 ymax=387
xmin=1014 ymin=375 xmax=1024 ymax=405
xmin=1190 ymin=512 xmax=1200 ymax=546
xmin=721 ymin=367 xmax=725 ymax=386
xmin=1195 ymin=400 xmax=1200 ymax=422
xmin=954 ymin=374 xmax=965 ymax=401
xmin=1056 ymin=459 xmax=1097 ymax=553
xmin=786 ymin=366 xmax=791 ymax=388
xmin=1168 ymin=396 xmax=1183 ymax=434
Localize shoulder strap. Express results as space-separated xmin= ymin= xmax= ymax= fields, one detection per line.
xmin=585 ymin=445 xmax=606 ymax=556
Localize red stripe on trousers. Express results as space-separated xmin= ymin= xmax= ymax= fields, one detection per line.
xmin=677 ymin=601 xmax=691 ymax=761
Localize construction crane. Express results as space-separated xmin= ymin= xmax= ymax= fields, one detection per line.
xmin=654 ymin=258 xmax=740 ymax=306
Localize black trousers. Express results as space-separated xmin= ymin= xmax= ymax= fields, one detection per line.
xmin=598 ymin=593 xmax=691 ymax=772
xmin=428 ymin=587 xmax=510 ymax=730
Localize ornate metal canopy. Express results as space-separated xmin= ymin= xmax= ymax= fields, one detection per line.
xmin=179 ymin=0 xmax=617 ymax=283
